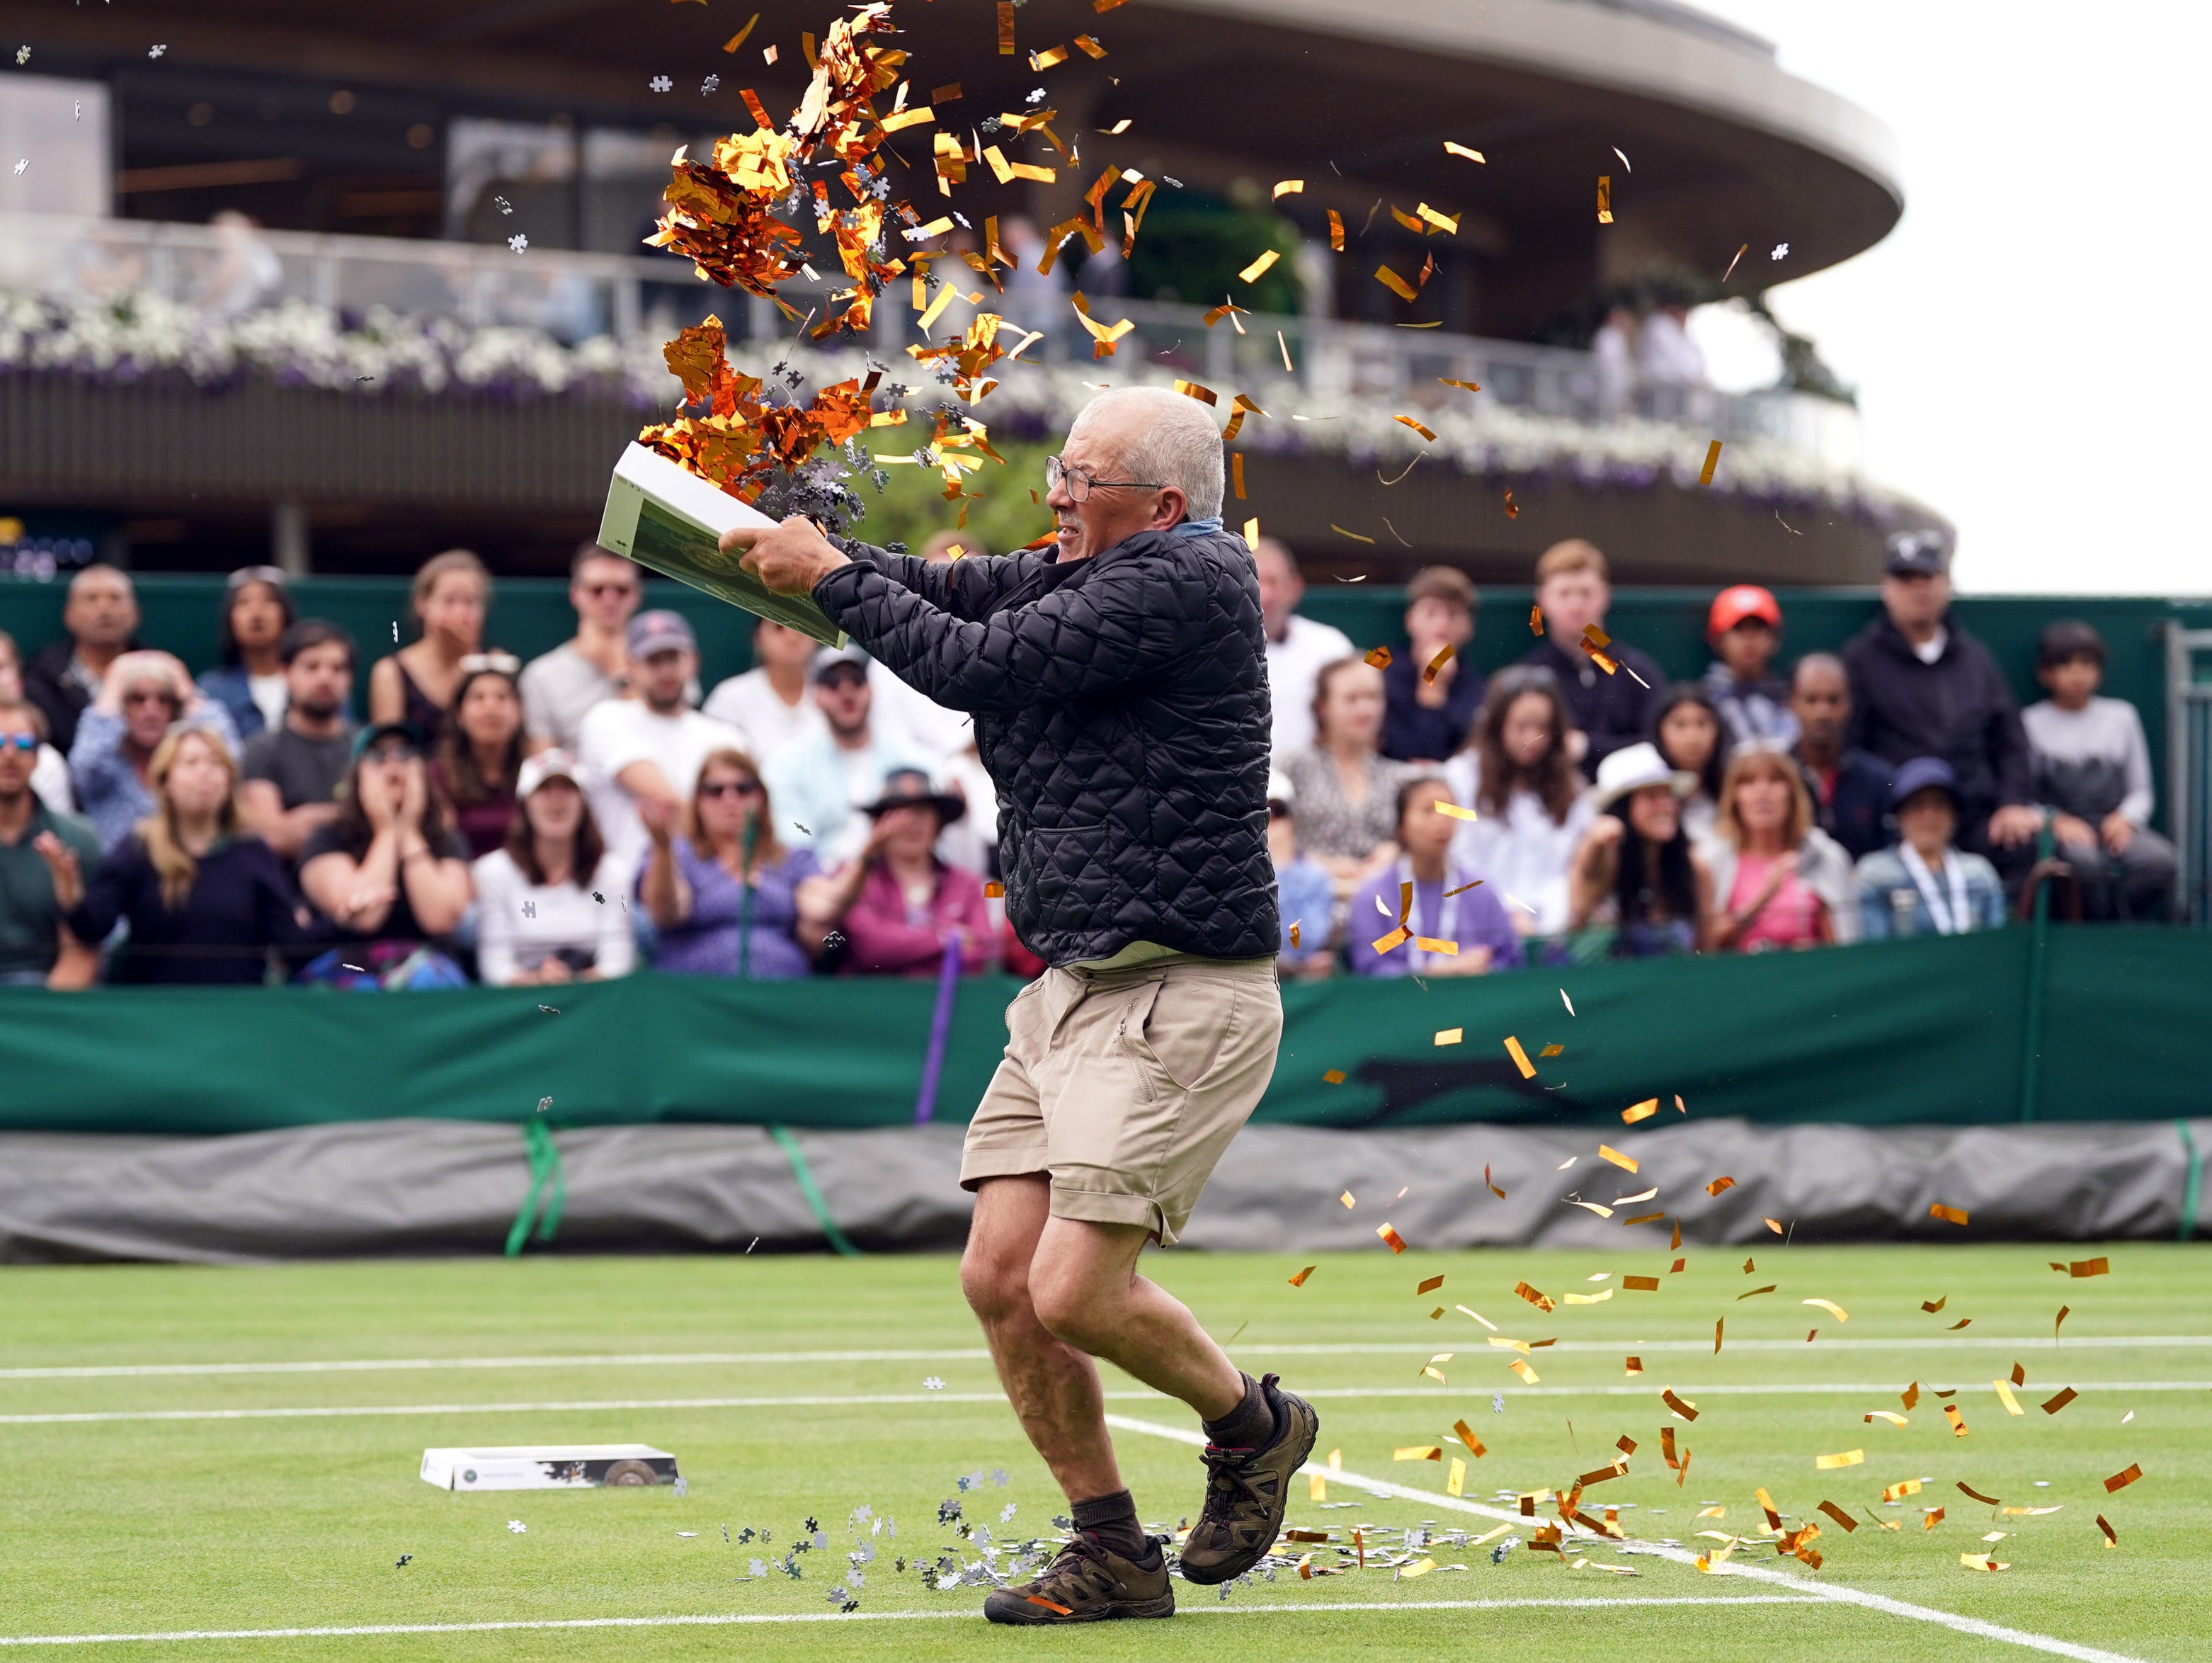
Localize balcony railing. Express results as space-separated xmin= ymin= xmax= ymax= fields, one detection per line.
xmin=0 ymin=212 xmax=1858 ymax=469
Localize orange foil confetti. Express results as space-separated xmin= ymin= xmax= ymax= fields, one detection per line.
xmin=1363 ymin=646 xmax=1393 ymax=669
xmin=1512 ymin=1280 xmax=1556 ymax=1313
xmin=1944 ymin=1404 xmax=1968 ymax=1436
xmin=1423 ymin=645 xmax=1455 ymax=684
xmin=1661 ymin=1388 xmax=1699 ymax=1421
xmin=1705 ymin=1176 xmax=1736 ymax=1196
xmin=1377 ymin=1223 xmax=1408 ymax=1254
xmin=2097 ymin=1514 xmax=2119 ymax=1548
xmin=1622 ymin=1276 xmax=1658 ymax=1291
xmin=1698 ymin=439 xmax=1723 ymax=487
xmin=2104 ymin=1463 xmax=2143 ymax=1494
xmin=1417 ymin=1275 xmax=1445 ymax=1295
xmin=1930 ymin=1203 xmax=1970 ymax=1226
xmin=1625 ymin=1356 xmax=1643 ymax=1376
xmin=1503 ymin=488 xmax=1519 ymax=520
xmin=2041 ymin=1387 xmax=2078 ymax=1416
xmin=1323 ymin=1070 xmax=1347 ymax=1085
xmin=1621 ymin=1099 xmax=1659 ymax=1124
xmin=1503 ymin=1036 xmax=1537 ymax=1079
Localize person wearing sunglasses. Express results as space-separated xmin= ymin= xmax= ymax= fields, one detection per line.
xmin=0 ymin=630 xmax=76 ymax=816
xmin=520 ymin=540 xmax=644 ymax=754
xmin=639 ymin=748 xmax=818 ymax=980
xmin=472 ymin=749 xmax=633 ymax=986
xmin=0 ymin=696 xmax=103 ymax=987
xmin=69 ymin=649 xmax=240 ymax=853
xmin=726 ymin=385 xmax=1303 ymax=1626
xmin=195 ymin=565 xmax=296 ymax=740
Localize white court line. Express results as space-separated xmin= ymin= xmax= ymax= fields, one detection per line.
xmin=0 ymin=1596 xmax=1820 ymax=1648
xmin=5 ymin=1380 xmax=2205 ymax=1429
xmin=1107 ymin=1412 xmax=2150 ymax=1663
xmin=3 ymin=1334 xmax=2204 ymax=1381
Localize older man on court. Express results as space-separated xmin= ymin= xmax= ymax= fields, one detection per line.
xmin=727 ymin=386 xmax=1312 ymax=1624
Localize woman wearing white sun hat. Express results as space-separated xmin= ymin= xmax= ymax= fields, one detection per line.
xmin=1566 ymin=740 xmax=1714 ymax=958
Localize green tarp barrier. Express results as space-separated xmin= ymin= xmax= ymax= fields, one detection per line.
xmin=0 ymin=926 xmax=2201 ymax=1137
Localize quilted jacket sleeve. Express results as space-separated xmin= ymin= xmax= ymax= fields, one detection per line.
xmin=834 ymin=540 xmax=1043 ymax=623
xmin=815 ymin=547 xmax=1199 ymax=713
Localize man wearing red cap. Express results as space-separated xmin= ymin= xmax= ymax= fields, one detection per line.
xmin=1701 ymin=584 xmax=1796 ymax=749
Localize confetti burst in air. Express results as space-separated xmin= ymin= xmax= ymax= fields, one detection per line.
xmin=1770 ymin=242 xmax=1790 ymax=260
xmin=673 ymin=1476 xmax=689 ymax=1498
xmin=149 ymin=45 xmax=167 ymax=59
xmin=1000 ymin=1502 xmax=1017 ymax=1523
xmin=508 ymin=233 xmax=528 ymax=254
xmin=702 ymin=74 xmax=722 ymax=94
xmin=650 ymin=74 xmax=673 ymax=93
xmin=507 ymin=1520 xmax=527 ymax=1534
xmin=13 ymin=45 xmax=27 ymax=64
xmin=1492 ymin=1392 xmax=1506 ymax=1414
xmin=923 ymin=1376 xmax=945 ymax=1391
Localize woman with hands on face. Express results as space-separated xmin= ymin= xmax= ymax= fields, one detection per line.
xmin=69 ymin=649 xmax=241 ymax=852
xmin=293 ymin=722 xmax=475 ymax=987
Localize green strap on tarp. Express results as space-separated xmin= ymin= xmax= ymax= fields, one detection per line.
xmin=503 ymin=1117 xmax=566 ymax=1256
xmin=769 ymin=1123 xmax=860 ymax=1257
xmin=2179 ymin=1121 xmax=2203 ymax=1243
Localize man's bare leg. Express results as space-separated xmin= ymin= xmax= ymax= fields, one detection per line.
xmin=1023 ymin=1215 xmax=1244 ymax=1419
xmin=960 ymin=1176 xmax=1125 ymax=1503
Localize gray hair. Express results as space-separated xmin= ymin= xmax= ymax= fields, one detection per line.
xmin=1070 ymin=386 xmax=1225 ymax=521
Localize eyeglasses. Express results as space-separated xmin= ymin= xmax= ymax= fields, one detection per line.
xmin=698 ymin=779 xmax=762 ymax=798
xmin=0 ymin=733 xmax=38 ymax=753
xmin=1045 ymin=455 xmax=1162 ymax=504
xmin=457 ymin=652 xmax=522 ymax=677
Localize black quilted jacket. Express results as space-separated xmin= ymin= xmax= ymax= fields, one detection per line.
xmin=813 ymin=524 xmax=1280 ymax=967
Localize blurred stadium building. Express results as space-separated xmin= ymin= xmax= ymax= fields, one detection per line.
xmin=1 ymin=0 xmax=1941 ymax=580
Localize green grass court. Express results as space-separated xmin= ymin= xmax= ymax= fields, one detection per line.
xmin=2 ymin=1244 xmax=2204 ymax=1661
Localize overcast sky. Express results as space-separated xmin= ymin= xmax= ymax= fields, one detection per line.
xmin=1690 ymin=2 xmax=2208 ymax=596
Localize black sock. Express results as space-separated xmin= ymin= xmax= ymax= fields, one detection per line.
xmin=1203 ymin=1371 xmax=1275 ymax=1450
xmin=1071 ymin=1489 xmax=1150 ymax=1560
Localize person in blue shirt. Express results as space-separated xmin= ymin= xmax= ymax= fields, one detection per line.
xmin=1855 ymin=756 xmax=2007 ymax=940
xmin=195 ymin=566 xmax=296 ymax=741
xmin=1267 ymin=769 xmax=1337 ymax=977
xmin=1349 ymin=776 xmax=1524 ymax=977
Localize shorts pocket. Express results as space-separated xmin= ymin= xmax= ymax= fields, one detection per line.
xmin=1122 ymin=975 xmax=1238 ymax=1094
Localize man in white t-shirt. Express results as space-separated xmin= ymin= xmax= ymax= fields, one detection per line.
xmin=701 ymin=618 xmax=826 ymax=766
xmin=1253 ymin=537 xmax=1353 ymax=758
xmin=864 ymin=530 xmax=979 ymax=766
xmin=763 ymin=645 xmax=926 ymax=863
xmin=519 ymin=540 xmax=641 ymax=754
xmin=576 ymin=611 xmax=748 ymax=877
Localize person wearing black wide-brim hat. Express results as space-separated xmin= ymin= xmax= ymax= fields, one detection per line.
xmin=796 ymin=767 xmax=993 ymax=980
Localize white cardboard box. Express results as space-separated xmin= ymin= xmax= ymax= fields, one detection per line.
xmin=419 ymin=1444 xmax=680 ymax=1491
xmin=595 ymin=442 xmax=848 ymax=647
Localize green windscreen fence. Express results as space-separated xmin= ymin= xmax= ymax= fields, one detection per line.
xmin=0 ymin=926 xmax=2200 ymax=1137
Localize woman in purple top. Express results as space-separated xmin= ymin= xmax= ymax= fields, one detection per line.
xmin=1348 ymin=775 xmax=1524 ymax=978
xmin=800 ymin=769 xmax=996 ymax=977
xmin=639 ymin=747 xmax=819 ymax=979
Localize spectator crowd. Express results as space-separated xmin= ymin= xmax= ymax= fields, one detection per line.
xmin=0 ymin=527 xmax=2179 ymax=991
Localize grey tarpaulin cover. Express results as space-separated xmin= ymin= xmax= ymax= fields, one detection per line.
xmin=0 ymin=1118 xmax=2200 ymax=1264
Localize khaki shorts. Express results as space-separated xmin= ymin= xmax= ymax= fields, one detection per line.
xmin=960 ymin=954 xmax=1283 ymax=1247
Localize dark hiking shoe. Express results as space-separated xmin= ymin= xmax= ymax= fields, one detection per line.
xmin=1178 ymin=1372 xmax=1319 ymax=1584
xmin=981 ymin=1534 xmax=1175 ymax=1625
